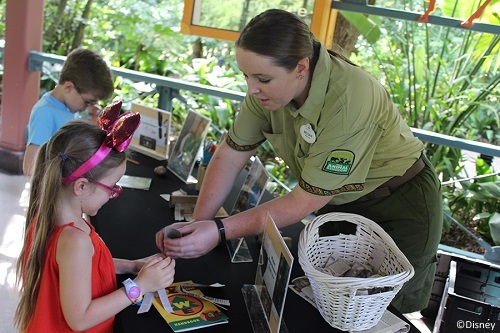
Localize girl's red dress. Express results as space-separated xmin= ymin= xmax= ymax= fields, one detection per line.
xmin=25 ymin=219 xmax=117 ymax=332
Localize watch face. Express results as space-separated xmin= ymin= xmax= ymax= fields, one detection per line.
xmin=129 ymin=286 xmax=140 ymax=298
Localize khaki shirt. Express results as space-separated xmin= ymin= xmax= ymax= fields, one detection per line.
xmin=228 ymin=45 xmax=423 ymax=205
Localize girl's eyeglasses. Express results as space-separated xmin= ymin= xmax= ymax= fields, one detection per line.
xmin=87 ymin=179 xmax=122 ymax=198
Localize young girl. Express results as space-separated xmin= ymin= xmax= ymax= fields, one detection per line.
xmin=16 ymin=102 xmax=176 ymax=332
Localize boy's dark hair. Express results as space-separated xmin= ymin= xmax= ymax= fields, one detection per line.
xmin=59 ymin=48 xmax=114 ymax=101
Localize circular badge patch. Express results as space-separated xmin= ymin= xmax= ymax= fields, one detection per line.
xmin=300 ymin=123 xmax=316 ymax=144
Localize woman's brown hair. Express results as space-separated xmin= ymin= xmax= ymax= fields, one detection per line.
xmin=235 ymin=9 xmax=356 ymax=72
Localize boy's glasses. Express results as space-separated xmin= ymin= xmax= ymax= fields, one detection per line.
xmin=76 ymin=88 xmax=98 ymax=107
xmin=87 ymin=179 xmax=123 ymax=198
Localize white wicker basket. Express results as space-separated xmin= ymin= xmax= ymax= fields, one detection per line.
xmin=298 ymin=212 xmax=414 ymax=332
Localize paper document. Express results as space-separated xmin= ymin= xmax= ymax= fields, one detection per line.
xmin=117 ymin=175 xmax=152 ymax=190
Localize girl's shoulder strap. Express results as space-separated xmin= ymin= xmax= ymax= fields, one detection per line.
xmin=81 ymin=217 xmax=96 ymax=232
xmin=59 ymin=221 xmax=87 ymax=233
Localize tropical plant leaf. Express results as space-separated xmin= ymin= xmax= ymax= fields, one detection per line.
xmin=340 ymin=11 xmax=381 ymax=44
xmin=414 ymin=45 xmax=426 ymax=84
xmin=477 ymin=181 xmax=500 ymax=197
xmin=488 ymin=212 xmax=500 ymax=245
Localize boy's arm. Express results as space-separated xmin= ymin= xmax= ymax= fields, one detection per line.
xmin=23 ymin=144 xmax=40 ymax=176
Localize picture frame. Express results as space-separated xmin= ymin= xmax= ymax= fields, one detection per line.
xmin=230 ymin=156 xmax=270 ymax=215
xmin=242 ymin=213 xmax=294 ymax=333
xmin=227 ymin=156 xmax=271 ymax=263
xmin=255 ymin=213 xmax=293 ymax=333
xmin=167 ymin=109 xmax=212 ymax=183
xmin=181 ymin=0 xmax=336 ymax=48
xmin=129 ymin=102 xmax=172 ymax=160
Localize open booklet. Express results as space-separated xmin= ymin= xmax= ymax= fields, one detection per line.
xmin=289 ymin=276 xmax=410 ymax=333
xmin=152 ymin=281 xmax=229 ymax=332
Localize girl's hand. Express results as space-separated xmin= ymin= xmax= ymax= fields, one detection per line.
xmin=134 ymin=256 xmax=176 ymax=294
xmin=130 ymin=253 xmax=165 ymax=275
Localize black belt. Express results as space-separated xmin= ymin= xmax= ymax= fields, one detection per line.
xmin=352 ymin=156 xmax=425 ymax=203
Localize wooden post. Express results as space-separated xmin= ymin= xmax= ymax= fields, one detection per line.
xmin=0 ymin=0 xmax=44 ymax=173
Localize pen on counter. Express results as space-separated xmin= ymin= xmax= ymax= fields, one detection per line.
xmin=158 ymin=113 xmax=163 ymax=139
xmin=127 ymin=158 xmax=140 ymax=165
xmin=203 ymin=139 xmax=215 ymax=164
xmin=204 ymin=139 xmax=214 ymax=153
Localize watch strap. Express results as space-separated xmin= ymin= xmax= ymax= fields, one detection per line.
xmin=122 ymin=278 xmax=143 ymax=305
xmin=214 ymin=219 xmax=226 ymax=243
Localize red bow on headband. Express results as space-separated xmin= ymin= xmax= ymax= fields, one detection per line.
xmin=62 ymin=100 xmax=140 ymax=184
xmin=98 ymin=100 xmax=141 ymax=152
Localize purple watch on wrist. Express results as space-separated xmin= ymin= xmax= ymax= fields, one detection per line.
xmin=122 ymin=278 xmax=142 ymax=305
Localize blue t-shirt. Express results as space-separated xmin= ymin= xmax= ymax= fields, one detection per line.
xmin=26 ymin=92 xmax=77 ymax=146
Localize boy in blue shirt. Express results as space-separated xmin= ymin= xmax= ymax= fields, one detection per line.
xmin=23 ymin=48 xmax=114 ymax=176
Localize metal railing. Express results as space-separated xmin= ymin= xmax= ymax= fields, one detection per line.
xmin=28 ymin=50 xmax=246 ymax=115
xmin=26 ymin=50 xmax=500 ymax=159
xmin=331 ymin=1 xmax=500 ymax=35
xmin=0 ymin=47 xmax=498 ymax=160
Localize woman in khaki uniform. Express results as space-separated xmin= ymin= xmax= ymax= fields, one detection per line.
xmin=157 ymin=9 xmax=443 ymax=313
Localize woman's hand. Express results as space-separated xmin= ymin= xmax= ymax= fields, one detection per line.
xmin=159 ymin=220 xmax=221 ymax=259
xmin=155 ymin=222 xmax=192 ymax=253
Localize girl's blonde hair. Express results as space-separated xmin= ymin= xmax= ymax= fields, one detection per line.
xmin=15 ymin=119 xmax=126 ymax=331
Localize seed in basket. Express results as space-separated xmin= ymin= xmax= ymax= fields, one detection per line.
xmin=324 ymin=254 xmax=337 ymax=268
xmin=355 ymin=288 xmax=370 ymax=296
xmin=370 ymin=286 xmax=393 ymax=294
xmin=356 ymin=269 xmax=373 ymax=278
xmin=324 ymin=258 xmax=351 ymax=277
xmin=344 ymin=262 xmax=375 ymax=278
xmin=356 ymin=286 xmax=393 ymax=296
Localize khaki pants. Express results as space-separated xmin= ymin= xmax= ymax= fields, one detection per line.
xmin=317 ymin=154 xmax=443 ymax=313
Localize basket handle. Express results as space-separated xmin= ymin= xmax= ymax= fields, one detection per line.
xmin=316 ymin=217 xmax=358 ymax=237
xmin=306 ymin=213 xmax=404 ymax=253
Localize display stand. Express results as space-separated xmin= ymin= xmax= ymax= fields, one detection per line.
xmin=241 ymin=284 xmax=288 ymax=333
xmin=227 ymin=156 xmax=271 ymax=263
xmin=242 ymin=214 xmax=293 ymax=333
xmin=167 ymin=110 xmax=211 ymax=183
xmin=227 ymin=237 xmax=253 ymax=263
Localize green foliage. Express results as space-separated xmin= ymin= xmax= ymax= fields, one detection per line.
xmin=264 ymin=157 xmax=297 ymax=197
xmin=442 ymin=156 xmax=499 ymax=242
xmin=340 ymin=11 xmax=381 ymax=44
xmin=37 ymin=0 xmax=247 ymax=140
xmin=345 ymin=1 xmax=500 ymax=243
xmin=166 ymin=57 xmax=246 ymax=139
xmin=79 ymin=0 xmax=188 ymax=75
xmin=0 ymin=4 xmax=5 ymax=40
xmin=349 ymin=2 xmax=499 ymax=159
xmin=192 ymin=0 xmax=316 ymax=32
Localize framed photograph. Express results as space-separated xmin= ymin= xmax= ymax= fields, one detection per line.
xmin=256 ymin=214 xmax=294 ymax=333
xmin=129 ymin=103 xmax=171 ymax=160
xmin=226 ymin=157 xmax=270 ymax=263
xmin=167 ymin=110 xmax=211 ymax=183
xmin=231 ymin=156 xmax=270 ymax=215
xmin=241 ymin=213 xmax=293 ymax=333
